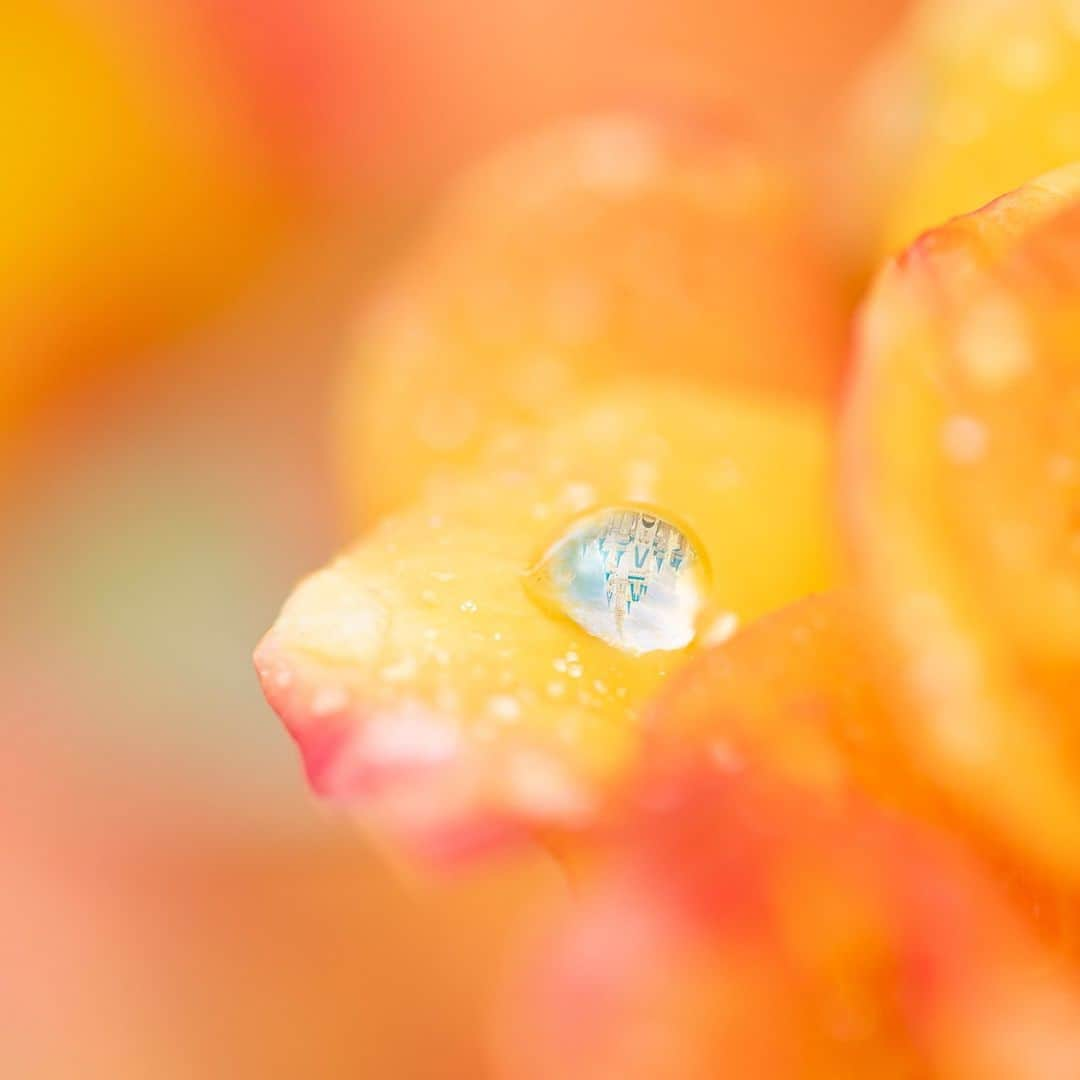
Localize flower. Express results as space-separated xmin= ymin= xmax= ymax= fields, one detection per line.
xmin=251 ymin=14 xmax=1080 ymax=1074
xmin=256 ymin=113 xmax=846 ymax=862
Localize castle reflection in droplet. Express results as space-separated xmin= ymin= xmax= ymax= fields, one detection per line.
xmin=525 ymin=506 xmax=709 ymax=653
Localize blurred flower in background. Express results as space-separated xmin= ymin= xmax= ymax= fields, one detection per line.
xmin=844 ymin=0 xmax=1080 ymax=261
xmin=18 ymin=0 xmax=1080 ymax=1077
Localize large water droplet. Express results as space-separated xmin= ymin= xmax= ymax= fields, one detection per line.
xmin=524 ymin=506 xmax=709 ymax=653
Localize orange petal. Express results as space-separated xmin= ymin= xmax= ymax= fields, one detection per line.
xmin=843 ymin=166 xmax=1080 ymax=884
xmin=642 ymin=591 xmax=923 ymax=800
xmin=846 ymin=0 xmax=1080 ymax=261
xmin=498 ymin=765 xmax=1080 ymax=1079
xmin=339 ymin=112 xmax=847 ymax=519
xmin=643 ymin=591 xmax=1080 ymax=947
xmin=257 ymin=381 xmax=839 ymax=863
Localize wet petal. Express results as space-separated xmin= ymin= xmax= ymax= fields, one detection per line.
xmin=843 ymin=166 xmax=1080 ymax=884
xmin=524 ymin=506 xmax=711 ymax=655
xmin=644 ymin=591 xmax=1080 ymax=948
xmin=644 ymin=592 xmax=916 ymax=802
xmin=257 ymin=381 xmax=838 ymax=862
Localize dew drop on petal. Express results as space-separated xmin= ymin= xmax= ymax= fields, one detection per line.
xmin=524 ymin=506 xmax=709 ymax=654
xmin=701 ymin=611 xmax=740 ymax=648
xmin=942 ymin=414 xmax=988 ymax=464
xmin=487 ymin=694 xmax=522 ymax=722
xmin=311 ymin=686 xmax=349 ymax=717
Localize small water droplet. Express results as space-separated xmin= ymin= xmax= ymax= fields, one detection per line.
xmin=460 ymin=600 xmax=478 ymax=613
xmin=708 ymin=740 xmax=746 ymax=772
xmin=1048 ymin=454 xmax=1077 ymax=485
xmin=487 ymin=694 xmax=522 ymax=722
xmin=942 ymin=415 xmax=988 ymax=464
xmin=524 ymin=505 xmax=709 ymax=653
xmin=311 ymin=686 xmax=349 ymax=717
xmin=997 ymin=34 xmax=1057 ymax=91
xmin=701 ymin=612 xmax=740 ymax=648
xmin=561 ymin=483 xmax=596 ymax=513
xmin=381 ymin=655 xmax=418 ymax=683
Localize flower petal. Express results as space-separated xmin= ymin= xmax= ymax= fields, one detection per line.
xmin=498 ymin=765 xmax=1080 ymax=1079
xmin=258 ymin=381 xmax=838 ymax=862
xmin=847 ymin=0 xmax=1080 ymax=259
xmin=339 ymin=112 xmax=846 ymax=518
xmin=843 ymin=166 xmax=1080 ymax=883
xmin=643 ymin=590 xmax=1080 ymax=947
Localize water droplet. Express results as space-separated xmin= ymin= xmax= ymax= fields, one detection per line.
xmin=997 ymin=34 xmax=1057 ymax=91
xmin=525 ymin=505 xmax=709 ymax=653
xmin=311 ymin=686 xmax=349 ymax=717
xmin=701 ymin=612 xmax=740 ymax=648
xmin=487 ymin=694 xmax=522 ymax=722
xmin=956 ymin=295 xmax=1031 ymax=389
xmin=380 ymin=655 xmax=418 ymax=683
xmin=460 ymin=600 xmax=478 ymax=613
xmin=561 ymin=483 xmax=596 ymax=513
xmin=573 ymin=117 xmax=660 ymax=194
xmin=942 ymin=415 xmax=988 ymax=464
xmin=708 ymin=740 xmax=746 ymax=772
xmin=503 ymin=749 xmax=592 ymax=821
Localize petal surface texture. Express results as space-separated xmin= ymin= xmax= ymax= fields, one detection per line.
xmin=258 ymin=381 xmax=838 ymax=861
xmin=341 ymin=113 xmax=846 ymax=519
xmin=844 ymin=165 xmax=1080 ymax=884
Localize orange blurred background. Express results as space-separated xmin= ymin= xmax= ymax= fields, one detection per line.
xmin=0 ymin=1 xmax=906 ymax=1075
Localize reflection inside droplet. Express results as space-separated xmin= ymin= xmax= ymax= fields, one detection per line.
xmin=525 ymin=506 xmax=709 ymax=653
